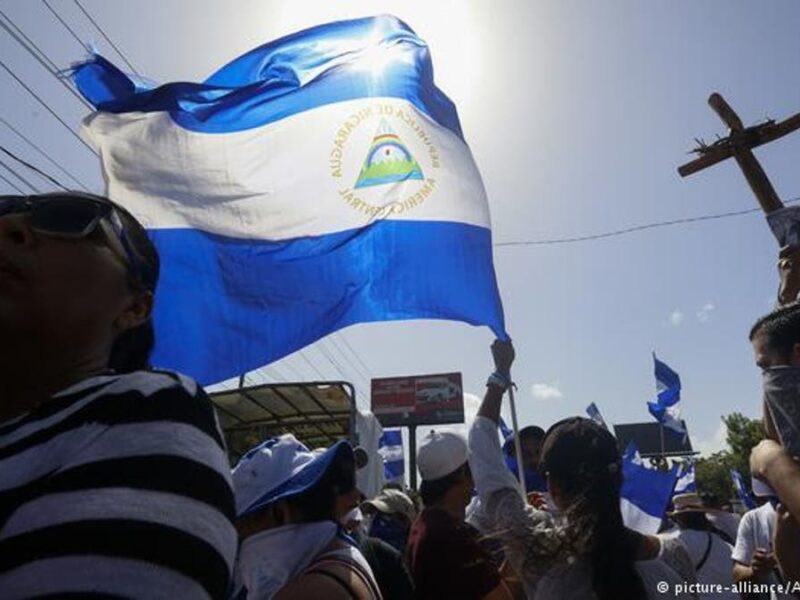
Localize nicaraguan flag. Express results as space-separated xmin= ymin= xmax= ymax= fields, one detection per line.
xmin=72 ymin=15 xmax=507 ymax=384
xmin=648 ymin=354 xmax=687 ymax=438
xmin=673 ymin=461 xmax=696 ymax=495
xmin=378 ymin=429 xmax=404 ymax=481
xmin=620 ymin=442 xmax=679 ymax=535
xmin=586 ymin=402 xmax=609 ymax=430
xmin=731 ymin=469 xmax=757 ymax=510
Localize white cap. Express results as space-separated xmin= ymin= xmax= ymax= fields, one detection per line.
xmin=417 ymin=430 xmax=468 ymax=481
xmin=232 ymin=434 xmax=351 ymax=517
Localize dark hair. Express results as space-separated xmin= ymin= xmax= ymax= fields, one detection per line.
xmin=288 ymin=450 xmax=356 ymax=522
xmin=541 ymin=417 xmax=647 ymax=600
xmin=419 ymin=462 xmax=470 ymax=507
xmin=105 ymin=197 xmax=160 ymax=373
xmin=749 ymin=302 xmax=800 ymax=360
xmin=504 ymin=425 xmax=546 ymax=455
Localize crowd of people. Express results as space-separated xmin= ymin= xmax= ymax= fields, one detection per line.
xmin=0 ymin=189 xmax=799 ymax=599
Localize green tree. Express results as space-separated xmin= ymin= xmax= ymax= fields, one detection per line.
xmin=693 ymin=413 xmax=764 ymax=503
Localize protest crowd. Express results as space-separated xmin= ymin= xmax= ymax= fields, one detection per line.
xmin=1 ymin=188 xmax=800 ymax=599
xmin=1 ymin=8 xmax=800 ymax=600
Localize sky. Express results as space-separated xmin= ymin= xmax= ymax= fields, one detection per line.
xmin=1 ymin=0 xmax=799 ymax=460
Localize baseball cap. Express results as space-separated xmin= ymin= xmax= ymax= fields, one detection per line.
xmin=363 ymin=488 xmax=417 ymax=521
xmin=417 ymin=430 xmax=468 ymax=481
xmin=232 ymin=434 xmax=353 ymax=517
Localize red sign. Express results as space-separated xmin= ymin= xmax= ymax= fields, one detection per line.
xmin=371 ymin=372 xmax=464 ymax=427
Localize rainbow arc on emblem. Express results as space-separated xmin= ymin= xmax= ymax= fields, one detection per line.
xmin=354 ymin=119 xmax=424 ymax=189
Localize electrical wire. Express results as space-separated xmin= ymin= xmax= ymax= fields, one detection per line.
xmin=0 ymin=59 xmax=98 ymax=156
xmin=0 ymin=118 xmax=90 ymax=190
xmin=73 ymin=0 xmax=140 ymax=77
xmin=494 ymin=196 xmax=800 ymax=247
xmin=0 ymin=7 xmax=93 ymax=109
xmin=0 ymin=171 xmax=25 ymax=194
xmin=42 ymin=0 xmax=86 ymax=49
xmin=0 ymin=158 xmax=41 ymax=193
xmin=0 ymin=144 xmax=69 ymax=190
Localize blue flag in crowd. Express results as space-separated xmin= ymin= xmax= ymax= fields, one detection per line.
xmin=499 ymin=417 xmax=513 ymax=440
xmin=72 ymin=16 xmax=507 ymax=384
xmin=586 ymin=402 xmax=609 ymax=430
xmin=620 ymin=442 xmax=680 ymax=535
xmin=378 ymin=430 xmax=404 ymax=481
xmin=674 ymin=461 xmax=697 ymax=494
xmin=648 ymin=354 xmax=687 ymax=438
xmin=731 ymin=469 xmax=757 ymax=510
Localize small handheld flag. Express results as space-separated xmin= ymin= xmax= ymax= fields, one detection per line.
xmin=586 ymin=402 xmax=609 ymax=430
xmin=648 ymin=354 xmax=687 ymax=438
xmin=674 ymin=462 xmax=697 ymax=495
xmin=378 ymin=430 xmax=404 ymax=481
xmin=620 ymin=442 xmax=680 ymax=534
xmin=731 ymin=469 xmax=757 ymax=510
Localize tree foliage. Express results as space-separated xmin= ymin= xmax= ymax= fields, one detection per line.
xmin=693 ymin=413 xmax=764 ymax=503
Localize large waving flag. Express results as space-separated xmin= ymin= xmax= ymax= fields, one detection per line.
xmin=72 ymin=16 xmax=506 ymax=384
xmin=620 ymin=442 xmax=679 ymax=534
xmin=648 ymin=354 xmax=687 ymax=438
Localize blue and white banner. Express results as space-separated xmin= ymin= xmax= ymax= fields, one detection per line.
xmin=648 ymin=354 xmax=687 ymax=438
xmin=731 ymin=469 xmax=757 ymax=510
xmin=620 ymin=442 xmax=679 ymax=535
xmin=674 ymin=461 xmax=696 ymax=495
xmin=378 ymin=429 xmax=404 ymax=481
xmin=586 ymin=402 xmax=609 ymax=430
xmin=72 ymin=16 xmax=507 ymax=384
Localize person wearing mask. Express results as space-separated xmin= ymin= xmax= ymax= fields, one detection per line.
xmin=0 ymin=192 xmax=236 ymax=598
xmin=668 ymin=494 xmax=737 ymax=600
xmin=362 ymin=488 xmax=417 ymax=553
xmin=405 ymin=430 xmax=510 ymax=600
xmin=469 ymin=340 xmax=698 ymax=600
xmin=748 ymin=304 xmax=800 ymax=585
xmin=233 ymin=435 xmax=381 ymax=599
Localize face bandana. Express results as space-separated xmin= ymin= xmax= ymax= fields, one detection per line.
xmin=235 ymin=521 xmax=338 ymax=598
xmin=762 ymin=366 xmax=800 ymax=457
xmin=368 ymin=512 xmax=408 ymax=553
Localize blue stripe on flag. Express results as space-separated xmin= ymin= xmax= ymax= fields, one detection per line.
xmin=379 ymin=429 xmax=404 ymax=480
xmin=72 ymin=16 xmax=463 ymax=138
xmin=731 ymin=469 xmax=757 ymax=510
xmin=149 ymin=220 xmax=505 ymax=384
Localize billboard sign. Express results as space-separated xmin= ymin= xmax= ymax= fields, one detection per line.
xmin=371 ymin=372 xmax=464 ymax=427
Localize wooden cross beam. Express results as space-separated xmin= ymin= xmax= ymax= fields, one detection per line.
xmin=678 ymin=93 xmax=800 ymax=214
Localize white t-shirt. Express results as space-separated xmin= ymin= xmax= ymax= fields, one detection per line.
xmin=732 ymin=503 xmax=792 ymax=600
xmin=674 ymin=529 xmax=737 ymax=600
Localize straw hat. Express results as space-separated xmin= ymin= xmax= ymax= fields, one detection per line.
xmin=668 ymin=492 xmax=717 ymax=516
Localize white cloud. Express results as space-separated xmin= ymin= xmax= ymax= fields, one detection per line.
xmin=531 ymin=382 xmax=563 ymax=400
xmin=694 ymin=420 xmax=728 ymax=457
xmin=669 ymin=310 xmax=684 ymax=327
xmin=697 ymin=303 xmax=716 ymax=323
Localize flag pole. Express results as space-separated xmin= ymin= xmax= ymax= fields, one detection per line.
xmin=507 ymin=370 xmax=527 ymax=494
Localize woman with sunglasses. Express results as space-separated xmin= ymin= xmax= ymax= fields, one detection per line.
xmin=467 ymin=341 xmax=699 ymax=600
xmin=0 ymin=192 xmax=236 ymax=598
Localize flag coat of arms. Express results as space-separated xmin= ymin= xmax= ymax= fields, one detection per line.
xmin=72 ymin=16 xmax=507 ymax=384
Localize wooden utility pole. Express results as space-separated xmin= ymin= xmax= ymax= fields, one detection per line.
xmin=678 ymin=93 xmax=800 ymax=214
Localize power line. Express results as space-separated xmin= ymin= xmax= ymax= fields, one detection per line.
xmin=494 ymin=196 xmax=800 ymax=247
xmin=0 ymin=171 xmax=25 ymax=194
xmin=0 ymin=118 xmax=91 ymax=190
xmin=41 ymin=0 xmax=85 ymax=49
xmin=334 ymin=332 xmax=374 ymax=379
xmin=326 ymin=333 xmax=372 ymax=388
xmin=73 ymin=0 xmax=141 ymax=78
xmin=0 ymin=59 xmax=97 ymax=156
xmin=0 ymin=158 xmax=41 ymax=193
xmin=0 ymin=7 xmax=94 ymax=109
xmin=297 ymin=349 xmax=327 ymax=380
xmin=0 ymin=144 xmax=68 ymax=191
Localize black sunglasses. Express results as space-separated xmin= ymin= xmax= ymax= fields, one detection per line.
xmin=0 ymin=194 xmax=147 ymax=287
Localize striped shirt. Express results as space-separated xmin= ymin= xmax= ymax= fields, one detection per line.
xmin=0 ymin=370 xmax=237 ymax=599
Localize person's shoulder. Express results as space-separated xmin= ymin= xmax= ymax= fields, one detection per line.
xmin=103 ymin=369 xmax=203 ymax=398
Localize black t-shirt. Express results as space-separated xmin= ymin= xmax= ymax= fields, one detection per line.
xmin=354 ymin=531 xmax=414 ymax=600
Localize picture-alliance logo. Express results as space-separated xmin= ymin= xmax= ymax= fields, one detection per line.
xmin=329 ymin=102 xmax=440 ymax=219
